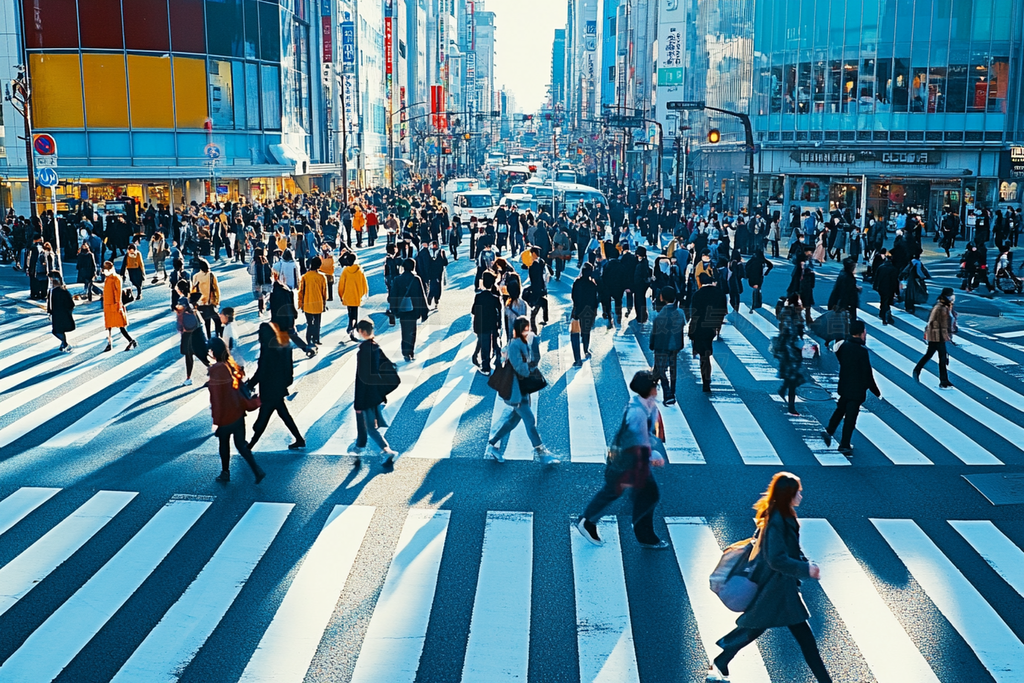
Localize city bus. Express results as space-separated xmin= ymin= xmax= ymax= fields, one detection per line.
xmin=496 ymin=165 xmax=534 ymax=195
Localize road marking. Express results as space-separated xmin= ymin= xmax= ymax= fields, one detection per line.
xmin=461 ymin=511 xmax=532 ymax=683
xmin=570 ymin=517 xmax=640 ymax=683
xmin=718 ymin=322 xmax=779 ymax=381
xmin=0 ymin=498 xmax=209 ymax=683
xmin=560 ymin=334 xmax=607 ymax=463
xmin=239 ymin=505 xmax=374 ymax=683
xmin=799 ymin=519 xmax=939 ymax=683
xmin=872 ymin=518 xmax=1024 ymax=682
xmin=948 ymin=520 xmax=1024 ymax=599
xmin=350 ymin=509 xmax=450 ymax=683
xmin=267 ymin=345 xmax=359 ymax=449
xmin=0 ymin=490 xmax=137 ymax=618
xmin=611 ymin=334 xmax=704 ymax=463
xmin=995 ymin=329 xmax=1024 ymax=339
xmin=0 ymin=487 xmax=60 ymax=538
xmin=111 ymin=502 xmax=293 ymax=683
xmin=407 ymin=332 xmax=477 ymax=458
xmin=665 ymin=517 xmax=771 ymax=682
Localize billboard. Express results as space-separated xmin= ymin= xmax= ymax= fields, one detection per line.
xmin=657 ymin=0 xmax=686 ymax=137
xmin=341 ymin=21 xmax=355 ymax=66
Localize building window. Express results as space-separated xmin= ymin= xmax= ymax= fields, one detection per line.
xmin=246 ymin=63 xmax=261 ymax=129
xmin=209 ymin=60 xmax=235 ymax=129
xmin=207 ymin=0 xmax=245 ymax=57
xmin=260 ymin=64 xmax=281 ymax=130
xmin=125 ymin=0 xmax=171 ymax=51
xmin=170 ymin=0 xmax=207 ymax=53
xmin=892 ymin=59 xmax=909 ymax=111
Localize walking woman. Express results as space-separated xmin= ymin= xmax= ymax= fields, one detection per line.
xmin=120 ymin=242 xmax=146 ymax=300
xmin=101 ymin=260 xmax=137 ymax=352
xmin=169 ymin=257 xmax=188 ymax=312
xmin=570 ymin=262 xmax=599 ymax=366
xmin=708 ymin=472 xmax=832 ymax=683
xmin=912 ymin=287 xmax=955 ymax=388
xmin=150 ymin=231 xmax=168 ymax=283
xmin=774 ymin=293 xmax=806 ymax=416
xmin=576 ymin=370 xmax=667 ymax=548
xmin=47 ymin=271 xmax=76 ymax=352
xmin=485 ymin=316 xmax=557 ymax=464
xmin=76 ymin=243 xmax=98 ymax=302
xmin=353 ymin=319 xmax=401 ymax=467
xmin=247 ymin=322 xmax=306 ymax=451
xmin=249 ymin=248 xmax=273 ymax=316
xmin=337 ymin=251 xmax=369 ymax=340
xmin=174 ymin=281 xmax=209 ymax=386
xmin=191 ymin=257 xmax=223 ymax=338
xmin=207 ymin=337 xmax=265 ymax=484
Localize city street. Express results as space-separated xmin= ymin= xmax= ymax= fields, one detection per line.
xmin=1 ymin=242 xmax=1022 ymax=683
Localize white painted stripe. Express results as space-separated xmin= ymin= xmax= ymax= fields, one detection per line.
xmin=0 ymin=490 xmax=137 ymax=617
xmin=799 ymin=519 xmax=939 ymax=682
xmin=0 ymin=328 xmax=55 ymax=358
xmin=112 ymin=502 xmax=293 ymax=683
xmin=664 ymin=517 xmax=771 ymax=682
xmin=949 ymin=520 xmax=1024 ymax=599
xmin=611 ymin=334 xmax=704 ymax=463
xmin=872 ymin=518 xmax=1024 ymax=682
xmin=767 ymin=395 xmax=852 ymax=466
xmin=238 ymin=505 xmax=375 ymax=683
xmin=0 ymin=330 xmax=179 ymax=450
xmin=0 ymin=313 xmax=48 ymax=334
xmin=0 ymin=487 xmax=61 ymax=538
xmin=350 ymin=509 xmax=450 ymax=683
xmin=407 ymin=332 xmax=477 ymax=458
xmin=0 ymin=498 xmax=210 ymax=683
xmin=687 ymin=352 xmax=783 ymax=465
xmin=461 ymin=512 xmax=532 ymax=683
xmin=560 ymin=334 xmax=607 ymax=463
xmin=995 ymin=329 xmax=1024 ymax=339
xmin=489 ymin=340 xmax=548 ymax=461
xmin=718 ymin=322 xmax=779 ymax=381
xmin=45 ymin=362 xmax=180 ymax=448
xmin=861 ymin=306 xmax=1024 ymax=402
xmin=310 ymin=325 xmax=451 ymax=456
xmin=570 ymin=517 xmax=640 ymax=683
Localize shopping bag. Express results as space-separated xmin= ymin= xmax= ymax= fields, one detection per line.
xmin=487 ymin=360 xmax=515 ymax=400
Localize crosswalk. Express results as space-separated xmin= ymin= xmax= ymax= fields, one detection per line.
xmin=0 ymin=486 xmax=1022 ymax=682
xmin=2 ymin=249 xmax=1024 ymax=469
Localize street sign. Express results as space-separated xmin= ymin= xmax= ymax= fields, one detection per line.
xmin=204 ymin=144 xmax=221 ymax=160
xmin=36 ymin=167 xmax=59 ymax=188
xmin=666 ymin=101 xmax=706 ymax=111
xmin=608 ymin=115 xmax=643 ymax=128
xmin=33 ymin=133 xmax=57 ymax=156
xmin=35 ymin=155 xmax=57 ymax=167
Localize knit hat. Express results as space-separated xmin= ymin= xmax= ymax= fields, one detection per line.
xmin=940 ymin=287 xmax=955 ymax=299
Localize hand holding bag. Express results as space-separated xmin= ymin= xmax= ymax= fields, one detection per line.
xmin=487 ymin=360 xmax=516 ymax=400
xmin=710 ymin=529 xmax=763 ymax=612
xmin=518 ymin=367 xmax=547 ymax=395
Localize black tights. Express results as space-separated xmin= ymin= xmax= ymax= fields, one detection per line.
xmin=184 ymin=349 xmax=210 ymax=378
xmin=717 ymin=622 xmax=831 ymax=682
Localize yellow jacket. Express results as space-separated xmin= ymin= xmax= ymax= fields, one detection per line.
xmin=191 ymin=270 xmax=220 ymax=306
xmin=298 ymin=270 xmax=328 ymax=314
xmin=319 ymin=254 xmax=335 ymax=277
xmin=337 ymin=264 xmax=368 ymax=306
xmin=353 ymin=210 xmax=366 ymax=232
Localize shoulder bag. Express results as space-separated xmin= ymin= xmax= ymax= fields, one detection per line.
xmin=487 ymin=359 xmax=516 ymax=400
xmin=710 ymin=528 xmax=763 ymax=612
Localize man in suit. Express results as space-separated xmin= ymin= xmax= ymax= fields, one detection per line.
xmin=822 ymin=320 xmax=881 ymax=455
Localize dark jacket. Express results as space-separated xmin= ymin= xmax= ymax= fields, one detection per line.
xmin=248 ymin=323 xmax=294 ymax=401
xmin=688 ymin=284 xmax=727 ymax=355
xmin=634 ymin=260 xmax=654 ymax=295
xmin=744 ymin=253 xmax=772 ymax=287
xmin=873 ymin=259 xmax=899 ymax=297
xmin=268 ymin=281 xmax=298 ymax=331
xmin=472 ymin=289 xmax=502 ymax=334
xmin=389 ymin=270 xmax=428 ymax=321
xmin=48 ymin=286 xmax=76 ymax=333
xmin=570 ymin=276 xmax=599 ymax=321
xmin=836 ymin=336 xmax=880 ymax=401
xmin=649 ymin=303 xmax=686 ymax=354
xmin=737 ymin=512 xmax=812 ymax=629
xmin=354 ymin=339 xmax=389 ymax=410
xmin=828 ymin=271 xmax=860 ymax=312
xmin=76 ymin=251 xmax=97 ymax=284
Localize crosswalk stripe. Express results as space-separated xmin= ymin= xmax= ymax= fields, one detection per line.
xmin=460 ymin=511 xmax=533 ymax=683
xmin=748 ymin=309 xmax=933 ymax=465
xmin=0 ymin=490 xmax=137 ymax=618
xmin=769 ymin=397 xmax=852 ymax=466
xmin=407 ymin=332 xmax=477 ymax=458
xmin=611 ymin=334 xmax=704 ymax=463
xmin=799 ymin=519 xmax=939 ymax=682
xmin=996 ymin=329 xmax=1024 ymax=339
xmin=718 ymin=322 xmax=779 ymax=381
xmin=559 ymin=334 xmax=607 ymax=463
xmin=948 ymin=520 xmax=1024 ymax=599
xmin=0 ymin=497 xmax=210 ymax=683
xmin=238 ymin=505 xmax=375 ymax=683
xmin=0 ymin=313 xmax=48 ymax=334
xmin=45 ymin=362 xmax=180 ymax=448
xmin=111 ymin=502 xmax=293 ymax=683
xmin=859 ymin=307 xmax=1024 ymax=411
xmin=871 ymin=518 xmax=1024 ymax=682
xmin=570 ymin=517 xmax=641 ymax=683
xmin=0 ymin=487 xmax=61 ymax=538
xmin=688 ymin=351 xmax=783 ymax=465
xmin=350 ymin=508 xmax=451 ymax=683
xmin=0 ymin=330 xmax=180 ymax=450
xmin=867 ymin=303 xmax=1021 ymax=373
xmin=665 ymin=517 xmax=771 ymax=682
xmin=288 ymin=348 xmax=360 ymax=445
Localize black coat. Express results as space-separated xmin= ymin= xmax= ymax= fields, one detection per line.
xmin=828 ymin=271 xmax=860 ymax=311
xmin=248 ymin=323 xmax=294 ymax=401
xmin=48 ymin=286 xmax=76 ymax=333
xmin=736 ymin=512 xmax=812 ymax=630
xmin=389 ymin=271 xmax=428 ymax=321
xmin=354 ymin=339 xmax=389 ymax=410
xmin=472 ymin=289 xmax=502 ymax=334
xmin=874 ymin=260 xmax=899 ymax=297
xmin=76 ymin=251 xmax=97 ymax=284
xmin=268 ymin=282 xmax=298 ymax=331
xmin=836 ymin=336 xmax=880 ymax=401
xmin=650 ymin=303 xmax=686 ymax=353
xmin=570 ymin=276 xmax=599 ymax=321
xmin=688 ymin=284 xmax=726 ymax=355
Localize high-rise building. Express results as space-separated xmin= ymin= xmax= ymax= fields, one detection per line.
xmin=550 ymin=29 xmax=567 ymax=106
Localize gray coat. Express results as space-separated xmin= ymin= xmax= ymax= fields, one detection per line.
xmin=503 ymin=335 xmax=540 ymax=406
xmin=736 ymin=511 xmax=812 ymax=629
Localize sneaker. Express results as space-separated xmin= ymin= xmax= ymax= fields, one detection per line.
xmin=664 ymin=397 xmax=676 ymax=406
xmin=305 ymin=347 xmax=318 ymax=358
xmin=638 ymin=539 xmax=670 ymax=550
xmin=573 ymin=360 xmax=584 ymax=368
xmin=576 ymin=517 xmax=603 ymax=546
xmin=820 ymin=430 xmax=832 ymax=447
xmin=838 ymin=444 xmax=854 ymax=455
xmin=536 ymin=445 xmax=559 ymax=465
xmin=485 ymin=443 xmax=505 ymax=463
xmin=182 ymin=378 xmax=193 ymax=386
xmin=939 ymin=382 xmax=955 ymax=389
xmin=381 ymin=448 xmax=399 ymax=468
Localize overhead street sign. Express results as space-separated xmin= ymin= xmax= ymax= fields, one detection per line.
xmin=607 ymin=115 xmax=643 ymax=128
xmin=666 ymin=101 xmax=706 ymax=111
xmin=36 ymin=167 xmax=59 ymax=188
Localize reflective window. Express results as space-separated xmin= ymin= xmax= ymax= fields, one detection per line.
xmin=125 ymin=0 xmax=170 ymax=51
xmin=22 ymin=0 xmax=78 ymax=49
xmin=209 ymin=60 xmax=235 ymax=128
xmin=260 ymin=2 xmax=281 ymax=61
xmin=171 ymin=0 xmax=207 ymax=53
xmin=246 ymin=62 xmax=261 ymax=128
xmin=207 ymin=0 xmax=244 ymax=57
xmin=260 ymin=64 xmax=281 ymax=130
xmin=79 ymin=0 xmax=125 ymax=49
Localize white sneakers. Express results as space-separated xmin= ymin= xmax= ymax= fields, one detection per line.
xmin=182 ymin=378 xmax=193 ymax=386
xmin=485 ymin=443 xmax=505 ymax=463
xmin=535 ymin=445 xmax=560 ymax=465
xmin=576 ymin=518 xmax=603 ymax=546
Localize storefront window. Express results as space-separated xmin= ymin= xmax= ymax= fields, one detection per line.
xmin=892 ymin=58 xmax=909 ymax=111
xmin=876 ymin=58 xmax=892 ymax=108
xmin=209 ymin=60 xmax=235 ymax=129
xmin=859 ymin=59 xmax=876 ymax=113
xmin=969 ymin=55 xmax=989 ymax=112
xmin=842 ymin=60 xmax=858 ymax=113
xmin=928 ymin=66 xmax=947 ymax=113
xmin=946 ymin=62 xmax=968 ymax=112
xmin=910 ymin=66 xmax=928 ymax=112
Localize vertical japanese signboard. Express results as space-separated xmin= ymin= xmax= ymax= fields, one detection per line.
xmin=322 ymin=16 xmax=332 ymax=63
xmin=341 ymin=20 xmax=355 ymax=66
xmin=657 ymin=0 xmax=686 ymax=137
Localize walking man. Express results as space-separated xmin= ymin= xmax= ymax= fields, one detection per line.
xmin=822 ymin=320 xmax=881 ymax=455
xmin=297 ymin=256 xmax=328 ymax=347
xmin=688 ymin=272 xmax=727 ymax=393
xmin=649 ymin=287 xmax=685 ymax=405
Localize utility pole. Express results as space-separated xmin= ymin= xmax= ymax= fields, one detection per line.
xmin=339 ymin=71 xmax=349 ymax=197
xmin=6 ymin=66 xmax=38 ymax=219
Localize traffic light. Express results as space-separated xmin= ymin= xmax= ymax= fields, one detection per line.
xmin=464 ymin=133 xmax=471 ymax=140
xmin=442 ymin=146 xmax=452 ymax=155
xmin=707 ymin=128 xmax=721 ymax=144
xmin=522 ymin=114 xmax=534 ymax=121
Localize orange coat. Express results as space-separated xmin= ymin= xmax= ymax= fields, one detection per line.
xmin=337 ymin=264 xmax=368 ymax=306
xmin=103 ymin=274 xmax=128 ymax=329
xmin=298 ymin=270 xmax=328 ymax=314
xmin=353 ymin=210 xmax=366 ymax=232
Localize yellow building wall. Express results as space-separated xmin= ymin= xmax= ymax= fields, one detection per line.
xmin=173 ymin=56 xmax=209 ymax=128
xmin=82 ymin=53 xmax=129 ymax=128
xmin=128 ymin=55 xmax=174 ymax=128
xmin=29 ymin=54 xmax=84 ymax=128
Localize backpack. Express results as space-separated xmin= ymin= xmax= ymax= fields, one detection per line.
xmin=375 ymin=346 xmax=401 ymax=396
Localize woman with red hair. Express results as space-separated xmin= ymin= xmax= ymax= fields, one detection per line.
xmin=708 ymin=472 xmax=832 ymax=682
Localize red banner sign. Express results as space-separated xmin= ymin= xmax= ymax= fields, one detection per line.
xmin=385 ymin=18 xmax=393 ymax=75
xmin=322 ymin=16 xmax=332 ymax=63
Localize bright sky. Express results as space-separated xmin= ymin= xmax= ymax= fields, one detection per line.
xmin=488 ymin=0 xmax=567 ymax=114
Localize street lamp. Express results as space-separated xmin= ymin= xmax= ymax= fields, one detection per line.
xmin=389 ymin=101 xmax=427 ymax=188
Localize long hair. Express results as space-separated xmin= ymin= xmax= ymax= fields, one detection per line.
xmin=208 ymin=337 xmax=242 ymax=387
xmin=753 ymin=472 xmax=801 ymax=528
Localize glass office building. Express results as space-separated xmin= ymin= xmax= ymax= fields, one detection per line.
xmin=11 ymin=0 xmax=333 ymax=211
xmin=751 ymin=0 xmax=1024 ymax=230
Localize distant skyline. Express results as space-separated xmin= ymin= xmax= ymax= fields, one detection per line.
xmin=488 ymin=0 xmax=566 ymax=112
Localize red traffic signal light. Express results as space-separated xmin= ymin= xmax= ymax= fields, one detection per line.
xmin=442 ymin=147 xmax=452 ymax=155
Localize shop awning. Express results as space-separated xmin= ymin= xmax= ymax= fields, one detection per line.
xmin=269 ymin=143 xmax=311 ymax=175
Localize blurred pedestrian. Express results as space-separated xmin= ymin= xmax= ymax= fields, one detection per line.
xmin=47 ymin=271 xmax=75 ymax=353
xmin=207 ymin=337 xmax=265 ymax=484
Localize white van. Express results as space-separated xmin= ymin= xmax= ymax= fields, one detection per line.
xmin=443 ymin=178 xmax=481 ymax=208
xmin=452 ymin=190 xmax=498 ymax=223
